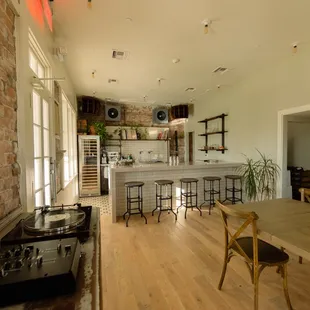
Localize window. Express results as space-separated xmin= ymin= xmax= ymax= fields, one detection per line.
xmin=62 ymin=93 xmax=77 ymax=185
xmin=29 ymin=30 xmax=52 ymax=207
xmin=29 ymin=29 xmax=51 ymax=90
xmin=33 ymin=91 xmax=51 ymax=207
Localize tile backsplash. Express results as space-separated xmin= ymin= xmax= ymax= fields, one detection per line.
xmin=120 ymin=140 xmax=169 ymax=163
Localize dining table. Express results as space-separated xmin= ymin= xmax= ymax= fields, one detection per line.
xmin=233 ymin=198 xmax=310 ymax=261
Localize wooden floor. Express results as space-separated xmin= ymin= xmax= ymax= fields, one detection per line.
xmin=100 ymin=209 xmax=310 ymax=310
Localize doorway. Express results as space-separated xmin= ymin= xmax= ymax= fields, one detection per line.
xmin=277 ymin=105 xmax=310 ymax=198
xmin=188 ymin=132 xmax=193 ymax=163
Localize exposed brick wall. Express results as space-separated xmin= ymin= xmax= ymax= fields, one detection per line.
xmin=77 ymin=98 xmax=185 ymax=162
xmin=169 ymin=119 xmax=185 ymax=163
xmin=0 ymin=0 xmax=19 ymax=220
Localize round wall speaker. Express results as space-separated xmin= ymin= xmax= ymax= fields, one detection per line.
xmin=105 ymin=105 xmax=121 ymax=121
xmin=153 ymin=108 xmax=168 ymax=124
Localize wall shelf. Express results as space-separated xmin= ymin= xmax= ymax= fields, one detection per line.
xmin=198 ymin=113 xmax=228 ymax=154
xmin=198 ymin=113 xmax=228 ymax=123
xmin=198 ymin=131 xmax=228 ymax=136
xmin=198 ymin=148 xmax=228 ymax=152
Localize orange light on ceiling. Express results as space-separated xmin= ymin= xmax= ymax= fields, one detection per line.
xmin=87 ymin=0 xmax=92 ymax=8
xmin=42 ymin=0 xmax=53 ymax=32
xmin=26 ymin=0 xmax=44 ymax=28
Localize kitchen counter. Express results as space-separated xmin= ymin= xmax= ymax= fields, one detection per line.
xmin=110 ymin=161 xmax=241 ymax=222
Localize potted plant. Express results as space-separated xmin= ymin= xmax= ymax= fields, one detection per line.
xmin=237 ymin=149 xmax=280 ymax=201
xmin=92 ymin=122 xmax=108 ymax=143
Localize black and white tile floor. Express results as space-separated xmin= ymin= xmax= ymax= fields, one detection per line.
xmin=78 ymin=195 xmax=111 ymax=215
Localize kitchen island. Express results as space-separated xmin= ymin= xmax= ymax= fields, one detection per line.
xmin=110 ymin=161 xmax=241 ymax=222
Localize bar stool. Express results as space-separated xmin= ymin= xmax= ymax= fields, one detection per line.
xmin=123 ymin=181 xmax=147 ymax=227
xmin=152 ymin=180 xmax=177 ymax=222
xmin=200 ymin=176 xmax=221 ymax=215
xmin=177 ymin=178 xmax=202 ymax=219
xmin=223 ymin=175 xmax=243 ymax=204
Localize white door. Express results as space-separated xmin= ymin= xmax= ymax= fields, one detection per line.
xmin=32 ymin=90 xmax=52 ymax=207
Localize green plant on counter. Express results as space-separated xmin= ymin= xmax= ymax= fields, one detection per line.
xmin=236 ymin=149 xmax=280 ymax=201
xmin=92 ymin=122 xmax=108 ymax=142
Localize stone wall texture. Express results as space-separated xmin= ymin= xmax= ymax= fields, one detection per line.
xmin=78 ymin=99 xmax=186 ymax=162
xmin=0 ymin=0 xmax=19 ymax=220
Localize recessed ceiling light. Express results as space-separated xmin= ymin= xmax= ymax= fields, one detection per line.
xmin=172 ymin=58 xmax=180 ymax=64
xmin=125 ymin=18 xmax=133 ymax=22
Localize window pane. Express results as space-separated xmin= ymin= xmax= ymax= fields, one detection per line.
xmin=29 ymin=49 xmax=37 ymax=74
xmin=32 ymin=91 xmax=41 ymax=125
xmin=44 ymin=158 xmax=50 ymax=185
xmin=38 ymin=62 xmax=44 ymax=79
xmin=33 ymin=125 xmax=42 ymax=158
xmin=35 ymin=190 xmax=43 ymax=207
xmin=44 ymin=185 xmax=51 ymax=206
xmin=44 ymin=129 xmax=50 ymax=156
xmin=43 ymin=100 xmax=49 ymax=129
xmin=34 ymin=158 xmax=43 ymax=190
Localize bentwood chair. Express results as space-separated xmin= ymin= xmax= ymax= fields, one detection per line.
xmin=216 ymin=200 xmax=293 ymax=310
xmin=298 ymin=187 xmax=310 ymax=264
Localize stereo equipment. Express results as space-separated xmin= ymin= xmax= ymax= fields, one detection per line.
xmin=0 ymin=238 xmax=81 ymax=307
xmin=152 ymin=108 xmax=168 ymax=124
xmin=105 ymin=104 xmax=121 ymax=121
xmin=171 ymin=105 xmax=189 ymax=119
xmin=1 ymin=204 xmax=92 ymax=245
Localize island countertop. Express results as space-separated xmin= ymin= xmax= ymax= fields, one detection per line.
xmin=110 ymin=161 xmax=241 ymax=173
xmin=110 ymin=161 xmax=241 ymax=223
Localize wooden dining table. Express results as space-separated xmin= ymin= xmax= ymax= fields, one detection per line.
xmin=233 ymin=198 xmax=310 ymax=261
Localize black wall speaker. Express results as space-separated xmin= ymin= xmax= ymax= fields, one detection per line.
xmin=105 ymin=105 xmax=121 ymax=121
xmin=152 ymin=108 xmax=168 ymax=124
xmin=171 ymin=105 xmax=189 ymax=119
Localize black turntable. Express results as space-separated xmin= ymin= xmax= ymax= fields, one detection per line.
xmin=1 ymin=203 xmax=92 ymax=246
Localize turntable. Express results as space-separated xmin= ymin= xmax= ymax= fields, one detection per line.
xmin=1 ymin=203 xmax=92 ymax=246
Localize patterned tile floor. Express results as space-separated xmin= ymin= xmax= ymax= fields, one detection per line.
xmin=78 ymin=195 xmax=111 ymax=215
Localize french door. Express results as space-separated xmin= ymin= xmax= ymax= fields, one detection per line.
xmin=32 ymin=90 xmax=51 ymax=207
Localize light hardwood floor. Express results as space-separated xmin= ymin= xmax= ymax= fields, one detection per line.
xmin=100 ymin=209 xmax=310 ymax=310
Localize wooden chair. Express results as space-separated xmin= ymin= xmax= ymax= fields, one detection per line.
xmin=216 ymin=200 xmax=293 ymax=310
xmin=297 ymin=187 xmax=310 ymax=264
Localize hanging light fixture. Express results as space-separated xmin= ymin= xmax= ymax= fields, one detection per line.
xmin=87 ymin=0 xmax=92 ymax=8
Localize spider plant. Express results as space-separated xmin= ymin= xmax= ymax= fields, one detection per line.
xmin=237 ymin=150 xmax=280 ymax=201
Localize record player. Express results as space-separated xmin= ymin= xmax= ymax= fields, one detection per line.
xmin=1 ymin=203 xmax=92 ymax=246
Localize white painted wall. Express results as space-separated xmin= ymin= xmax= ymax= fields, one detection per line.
xmin=287 ymin=120 xmax=310 ymax=170
xmin=187 ymin=47 xmax=310 ymax=166
xmin=11 ymin=0 xmax=78 ymax=211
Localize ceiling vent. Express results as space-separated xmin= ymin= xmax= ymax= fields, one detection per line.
xmin=112 ymin=50 xmax=127 ymax=60
xmin=213 ymin=66 xmax=228 ymax=74
xmin=108 ymin=78 xmax=119 ymax=84
xmin=185 ymin=87 xmax=196 ymax=92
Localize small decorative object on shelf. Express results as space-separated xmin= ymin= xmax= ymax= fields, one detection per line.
xmin=198 ymin=113 xmax=228 ymax=156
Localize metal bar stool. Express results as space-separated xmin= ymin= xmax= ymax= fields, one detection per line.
xmin=152 ymin=180 xmax=177 ymax=222
xmin=123 ymin=181 xmax=147 ymax=227
xmin=222 ymin=175 xmax=243 ymax=204
xmin=200 ymin=176 xmax=221 ymax=215
xmin=177 ymin=178 xmax=202 ymax=219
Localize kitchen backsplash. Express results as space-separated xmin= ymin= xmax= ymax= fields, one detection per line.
xmin=119 ymin=141 xmax=169 ymax=163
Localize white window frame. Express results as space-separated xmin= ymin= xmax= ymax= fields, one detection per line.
xmin=29 ymin=29 xmax=53 ymax=207
xmin=61 ymin=92 xmax=77 ymax=187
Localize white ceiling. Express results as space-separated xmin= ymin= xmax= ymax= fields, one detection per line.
xmin=53 ymin=0 xmax=310 ymax=105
